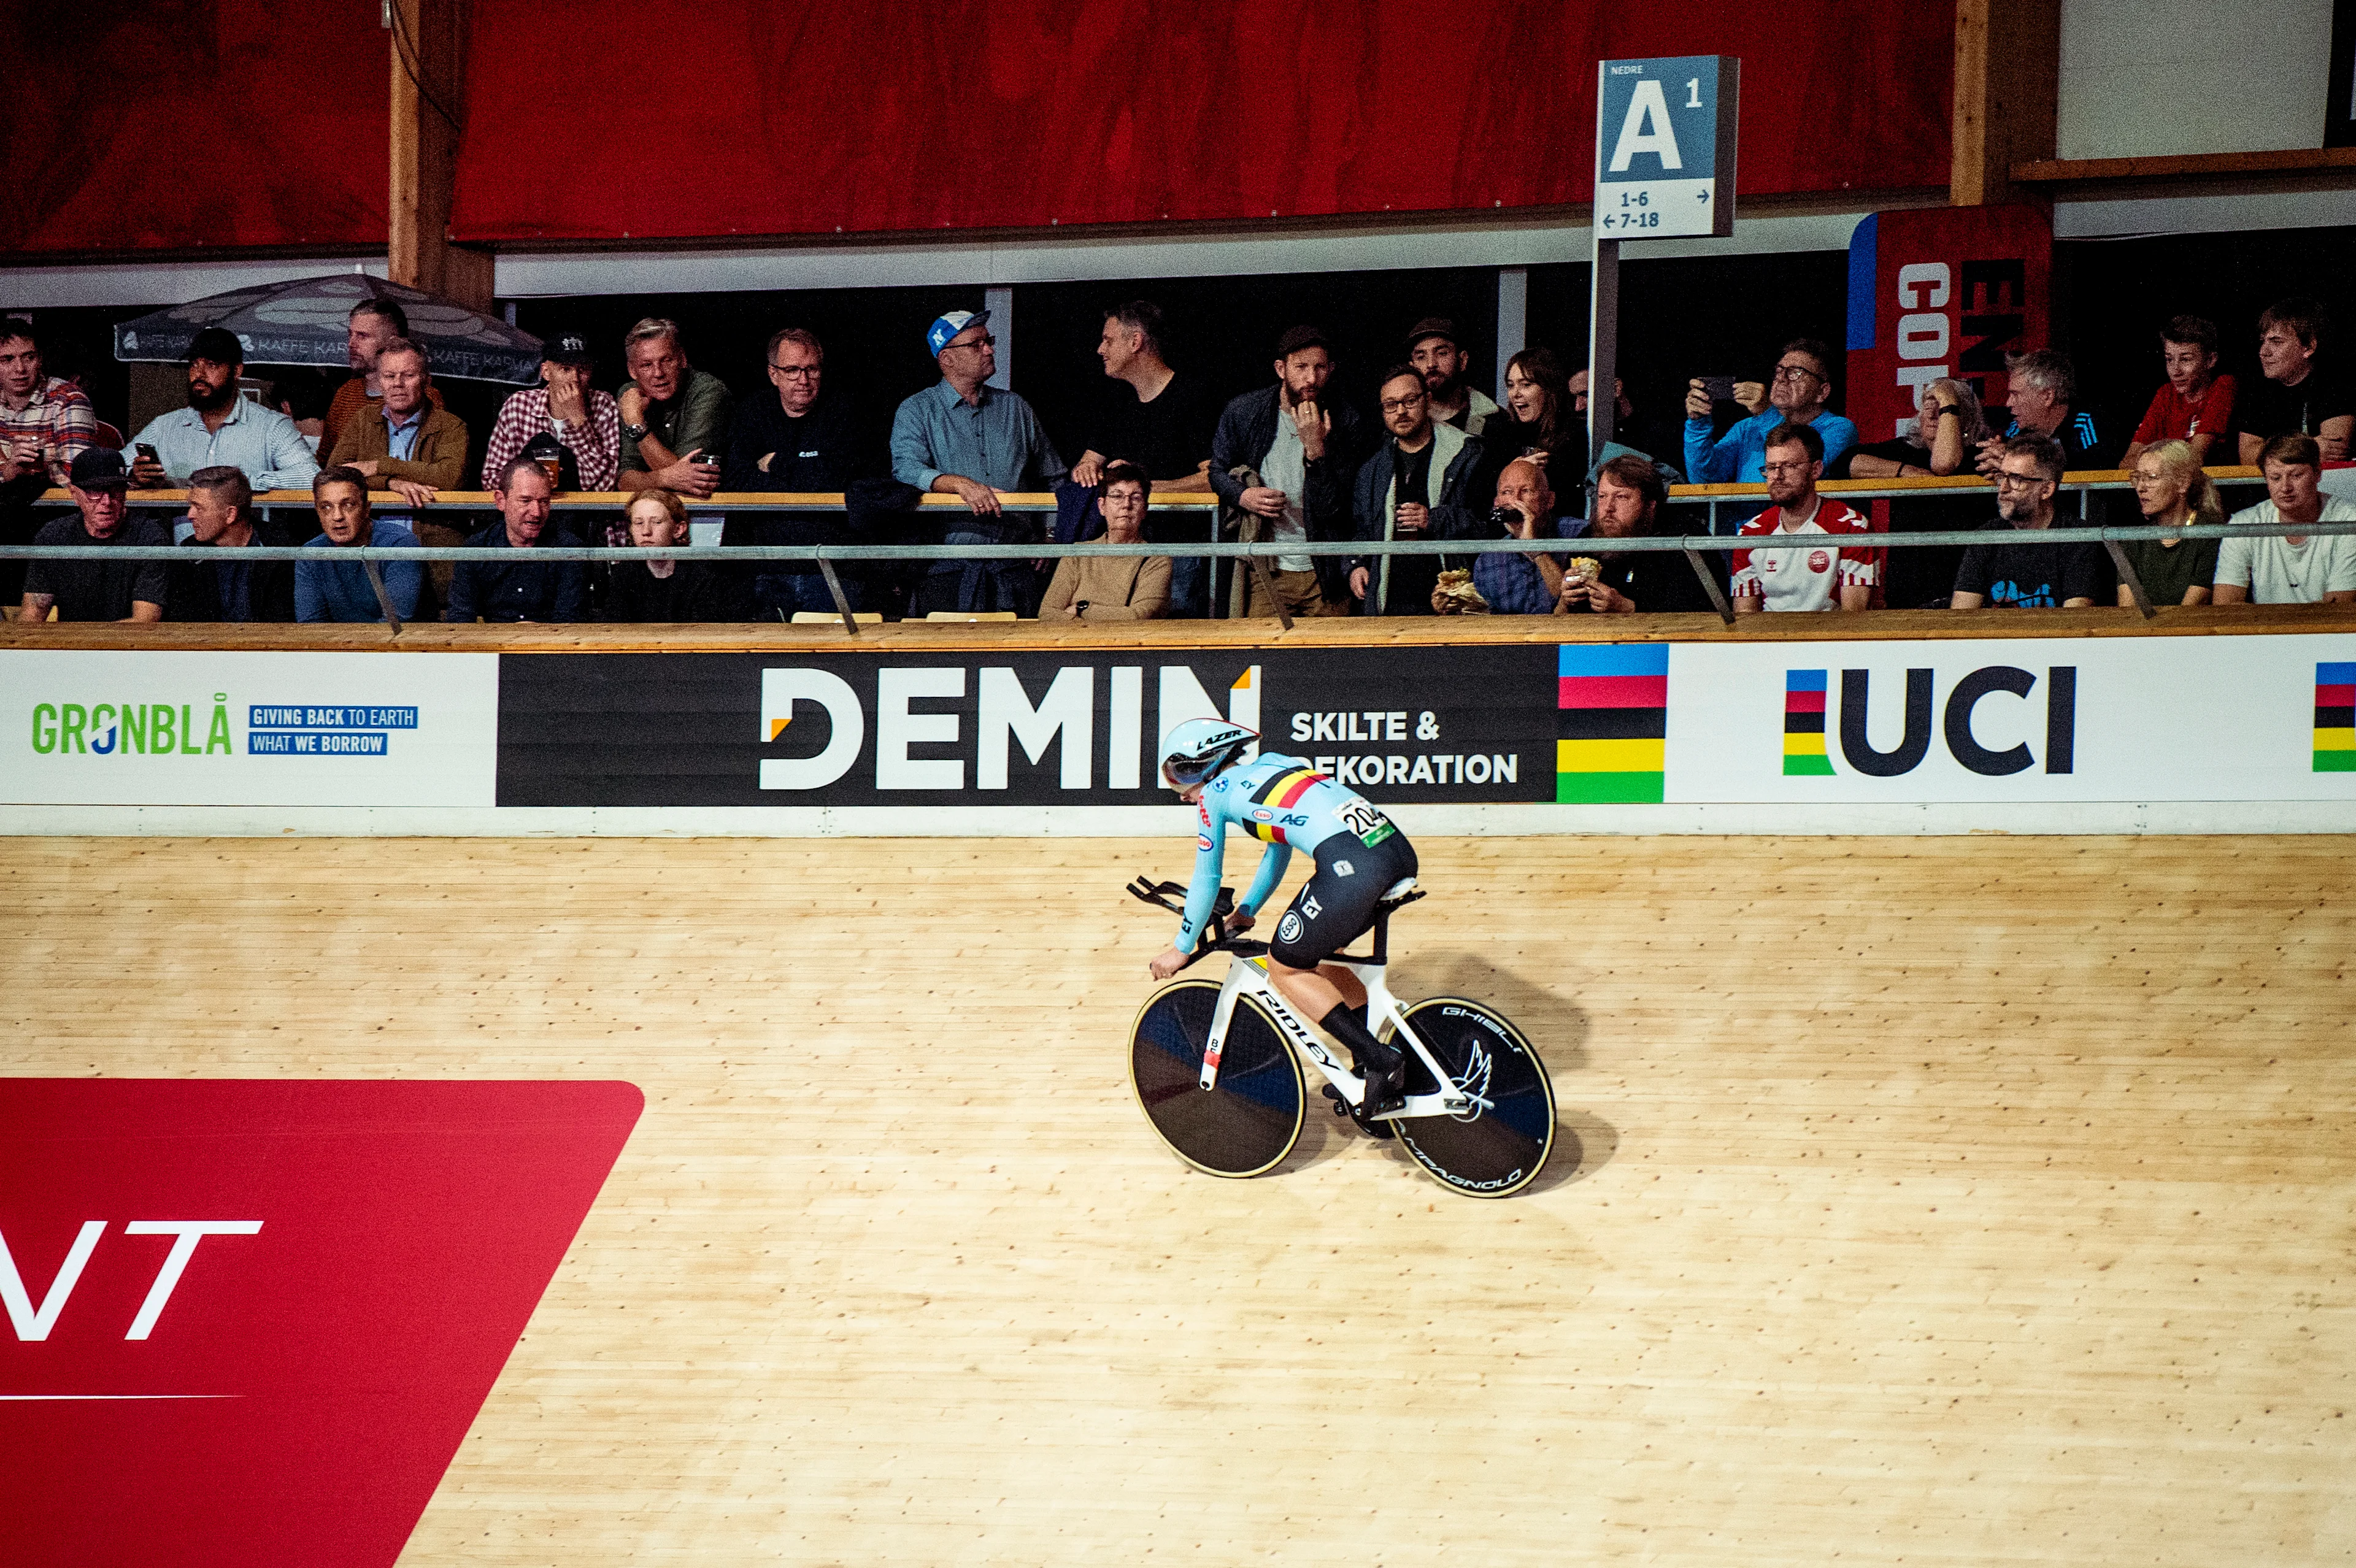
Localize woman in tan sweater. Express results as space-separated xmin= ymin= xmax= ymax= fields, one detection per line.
xmin=1039 ymin=463 xmax=1173 ymax=620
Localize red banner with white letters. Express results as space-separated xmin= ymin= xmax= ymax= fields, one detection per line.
xmin=0 ymin=1079 xmax=641 ymax=1566
xmin=1844 ymin=204 xmax=2054 ymax=448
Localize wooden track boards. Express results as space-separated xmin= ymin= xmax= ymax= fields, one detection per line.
xmin=3 ymin=835 xmax=2351 ymax=1564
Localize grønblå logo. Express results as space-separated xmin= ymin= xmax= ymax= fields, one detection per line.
xmin=30 ymin=694 xmax=236 ymax=756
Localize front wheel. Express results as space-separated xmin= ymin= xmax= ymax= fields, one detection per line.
xmin=1388 ymin=997 xmax=1555 ymax=1197
xmin=1129 ymin=978 xmax=1305 ymax=1178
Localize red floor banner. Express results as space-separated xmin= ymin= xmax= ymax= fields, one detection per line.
xmin=0 ymin=1079 xmax=642 ymax=1566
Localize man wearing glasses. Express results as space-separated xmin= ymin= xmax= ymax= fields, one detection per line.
xmin=1729 ymin=422 xmax=1876 ymax=614
xmin=1951 ymin=434 xmax=2108 ymax=609
xmin=1683 ymin=337 xmax=1857 ymax=483
xmin=1347 ymin=364 xmax=1485 ymax=615
xmin=724 ymin=327 xmax=873 ymax=617
xmin=891 ymin=309 xmax=1068 ymax=613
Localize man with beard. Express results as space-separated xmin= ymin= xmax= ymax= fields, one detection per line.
xmin=1406 ymin=317 xmax=1499 ymax=436
xmin=126 ymin=328 xmax=318 ymax=493
xmin=1728 ymin=422 xmax=1876 ymax=615
xmin=323 ymin=299 xmax=445 ymax=456
xmin=1348 ymin=364 xmax=1485 ymax=617
xmin=1558 ymin=455 xmax=1724 ymax=615
xmin=1951 ymin=434 xmax=2108 ymax=610
xmin=1210 ymin=325 xmax=1366 ymax=618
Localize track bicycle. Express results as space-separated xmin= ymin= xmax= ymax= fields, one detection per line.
xmin=1123 ymin=874 xmax=1556 ymax=1197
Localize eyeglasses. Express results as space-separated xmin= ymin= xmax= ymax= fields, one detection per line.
xmin=946 ymin=335 xmax=996 ymax=353
xmin=1760 ymin=459 xmax=1813 ymax=477
xmin=1994 ymin=471 xmax=2052 ymax=490
xmin=1770 ymin=364 xmax=1823 ymax=385
xmin=769 ymin=363 xmax=821 ymax=379
xmin=1379 ymin=394 xmax=1428 ymax=415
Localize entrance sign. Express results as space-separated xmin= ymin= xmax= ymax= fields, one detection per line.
xmin=1594 ymin=55 xmax=1739 ymax=240
xmin=1588 ymin=54 xmax=1740 ymax=463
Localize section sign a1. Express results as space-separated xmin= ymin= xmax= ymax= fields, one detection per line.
xmin=1593 ymin=55 xmax=1738 ymax=240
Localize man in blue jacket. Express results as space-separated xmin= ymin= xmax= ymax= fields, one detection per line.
xmin=1683 ymin=337 xmax=1857 ymax=483
xmin=1349 ymin=365 xmax=1486 ymax=615
xmin=444 ymin=455 xmax=585 ymax=623
xmin=1208 ymin=325 xmax=1367 ymax=617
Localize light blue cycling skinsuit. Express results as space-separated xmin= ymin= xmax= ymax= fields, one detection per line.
xmin=1174 ymin=752 xmax=1418 ymax=966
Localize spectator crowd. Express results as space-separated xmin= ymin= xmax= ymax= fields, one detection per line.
xmin=4 ymin=290 xmax=2352 ymax=627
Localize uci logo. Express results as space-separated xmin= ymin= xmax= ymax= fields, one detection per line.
xmin=1835 ymin=665 xmax=2077 ymax=777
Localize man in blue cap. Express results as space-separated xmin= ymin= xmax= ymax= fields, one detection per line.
xmin=890 ymin=307 xmax=1068 ymax=613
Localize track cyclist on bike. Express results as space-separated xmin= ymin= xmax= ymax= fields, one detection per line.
xmin=1149 ymin=718 xmax=1419 ymax=1117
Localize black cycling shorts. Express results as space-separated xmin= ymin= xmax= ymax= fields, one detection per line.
xmin=1268 ymin=828 xmax=1419 ymax=969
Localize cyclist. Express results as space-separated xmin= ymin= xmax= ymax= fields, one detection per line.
xmin=1149 ymin=718 xmax=1418 ymax=1118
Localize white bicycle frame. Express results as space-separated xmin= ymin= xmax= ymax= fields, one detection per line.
xmin=1197 ymin=950 xmax=1484 ymax=1121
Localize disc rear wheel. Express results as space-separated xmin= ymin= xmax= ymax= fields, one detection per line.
xmin=1388 ymin=997 xmax=1554 ymax=1197
xmin=1129 ymin=978 xmax=1305 ymax=1178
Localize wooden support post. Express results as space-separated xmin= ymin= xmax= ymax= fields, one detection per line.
xmin=388 ymin=0 xmax=493 ymax=310
xmin=1950 ymin=0 xmax=2060 ymax=207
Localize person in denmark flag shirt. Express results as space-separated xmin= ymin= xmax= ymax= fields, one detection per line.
xmin=1730 ymin=420 xmax=1877 ymax=614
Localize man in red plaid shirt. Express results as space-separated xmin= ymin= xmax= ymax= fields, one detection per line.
xmin=480 ymin=331 xmax=621 ymax=499
xmin=0 ymin=318 xmax=97 ymax=488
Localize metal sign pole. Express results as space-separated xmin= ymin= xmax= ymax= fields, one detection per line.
xmin=1588 ymin=54 xmax=1739 ymax=494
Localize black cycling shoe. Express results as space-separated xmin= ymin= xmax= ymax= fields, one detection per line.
xmin=1357 ymin=1039 xmax=1408 ymax=1119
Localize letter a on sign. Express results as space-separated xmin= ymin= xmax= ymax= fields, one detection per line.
xmin=1609 ymin=79 xmax=1683 ymax=171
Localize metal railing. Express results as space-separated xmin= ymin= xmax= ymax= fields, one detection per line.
xmin=2 ymin=470 xmax=2320 ymax=636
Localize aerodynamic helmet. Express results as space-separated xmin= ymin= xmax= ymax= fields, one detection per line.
xmin=1159 ymin=718 xmax=1257 ymax=788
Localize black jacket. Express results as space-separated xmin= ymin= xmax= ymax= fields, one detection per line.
xmin=444 ymin=521 xmax=587 ymax=623
xmin=601 ymin=556 xmax=755 ymax=622
xmin=1209 ymin=385 xmax=1366 ymax=602
xmin=169 ymin=517 xmax=299 ymax=623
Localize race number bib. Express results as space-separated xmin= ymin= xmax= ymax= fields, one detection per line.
xmin=1338 ymin=798 xmax=1396 ymax=847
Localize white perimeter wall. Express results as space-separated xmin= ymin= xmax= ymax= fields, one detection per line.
xmin=2058 ymin=0 xmax=2335 ymax=159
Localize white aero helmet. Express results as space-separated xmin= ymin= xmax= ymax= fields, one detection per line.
xmin=1160 ymin=718 xmax=1257 ymax=788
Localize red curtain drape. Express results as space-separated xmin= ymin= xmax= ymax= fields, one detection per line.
xmin=1 ymin=1 xmax=1952 ymax=256
xmin=450 ymin=0 xmax=1952 ymax=243
xmin=2 ymin=1 xmax=388 ymax=255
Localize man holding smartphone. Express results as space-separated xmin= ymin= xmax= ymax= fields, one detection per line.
xmin=1683 ymin=337 xmax=1856 ymax=483
xmin=124 ymin=328 xmax=318 ymax=494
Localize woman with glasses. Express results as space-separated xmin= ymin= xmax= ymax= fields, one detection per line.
xmin=1037 ymin=463 xmax=1172 ymax=620
xmin=2114 ymin=439 xmax=2223 ymax=609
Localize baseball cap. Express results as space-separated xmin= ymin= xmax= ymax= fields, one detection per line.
xmin=926 ymin=309 xmax=991 ymax=357
xmin=1406 ymin=317 xmax=1460 ymax=352
xmin=187 ymin=326 xmax=245 ymax=366
xmin=70 ymin=447 xmax=129 ymax=488
xmin=544 ymin=332 xmax=594 ymax=369
xmin=1274 ymin=325 xmax=1330 ymax=359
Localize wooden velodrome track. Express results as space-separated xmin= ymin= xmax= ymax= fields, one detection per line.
xmin=4 ymin=830 xmax=2350 ymax=1564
